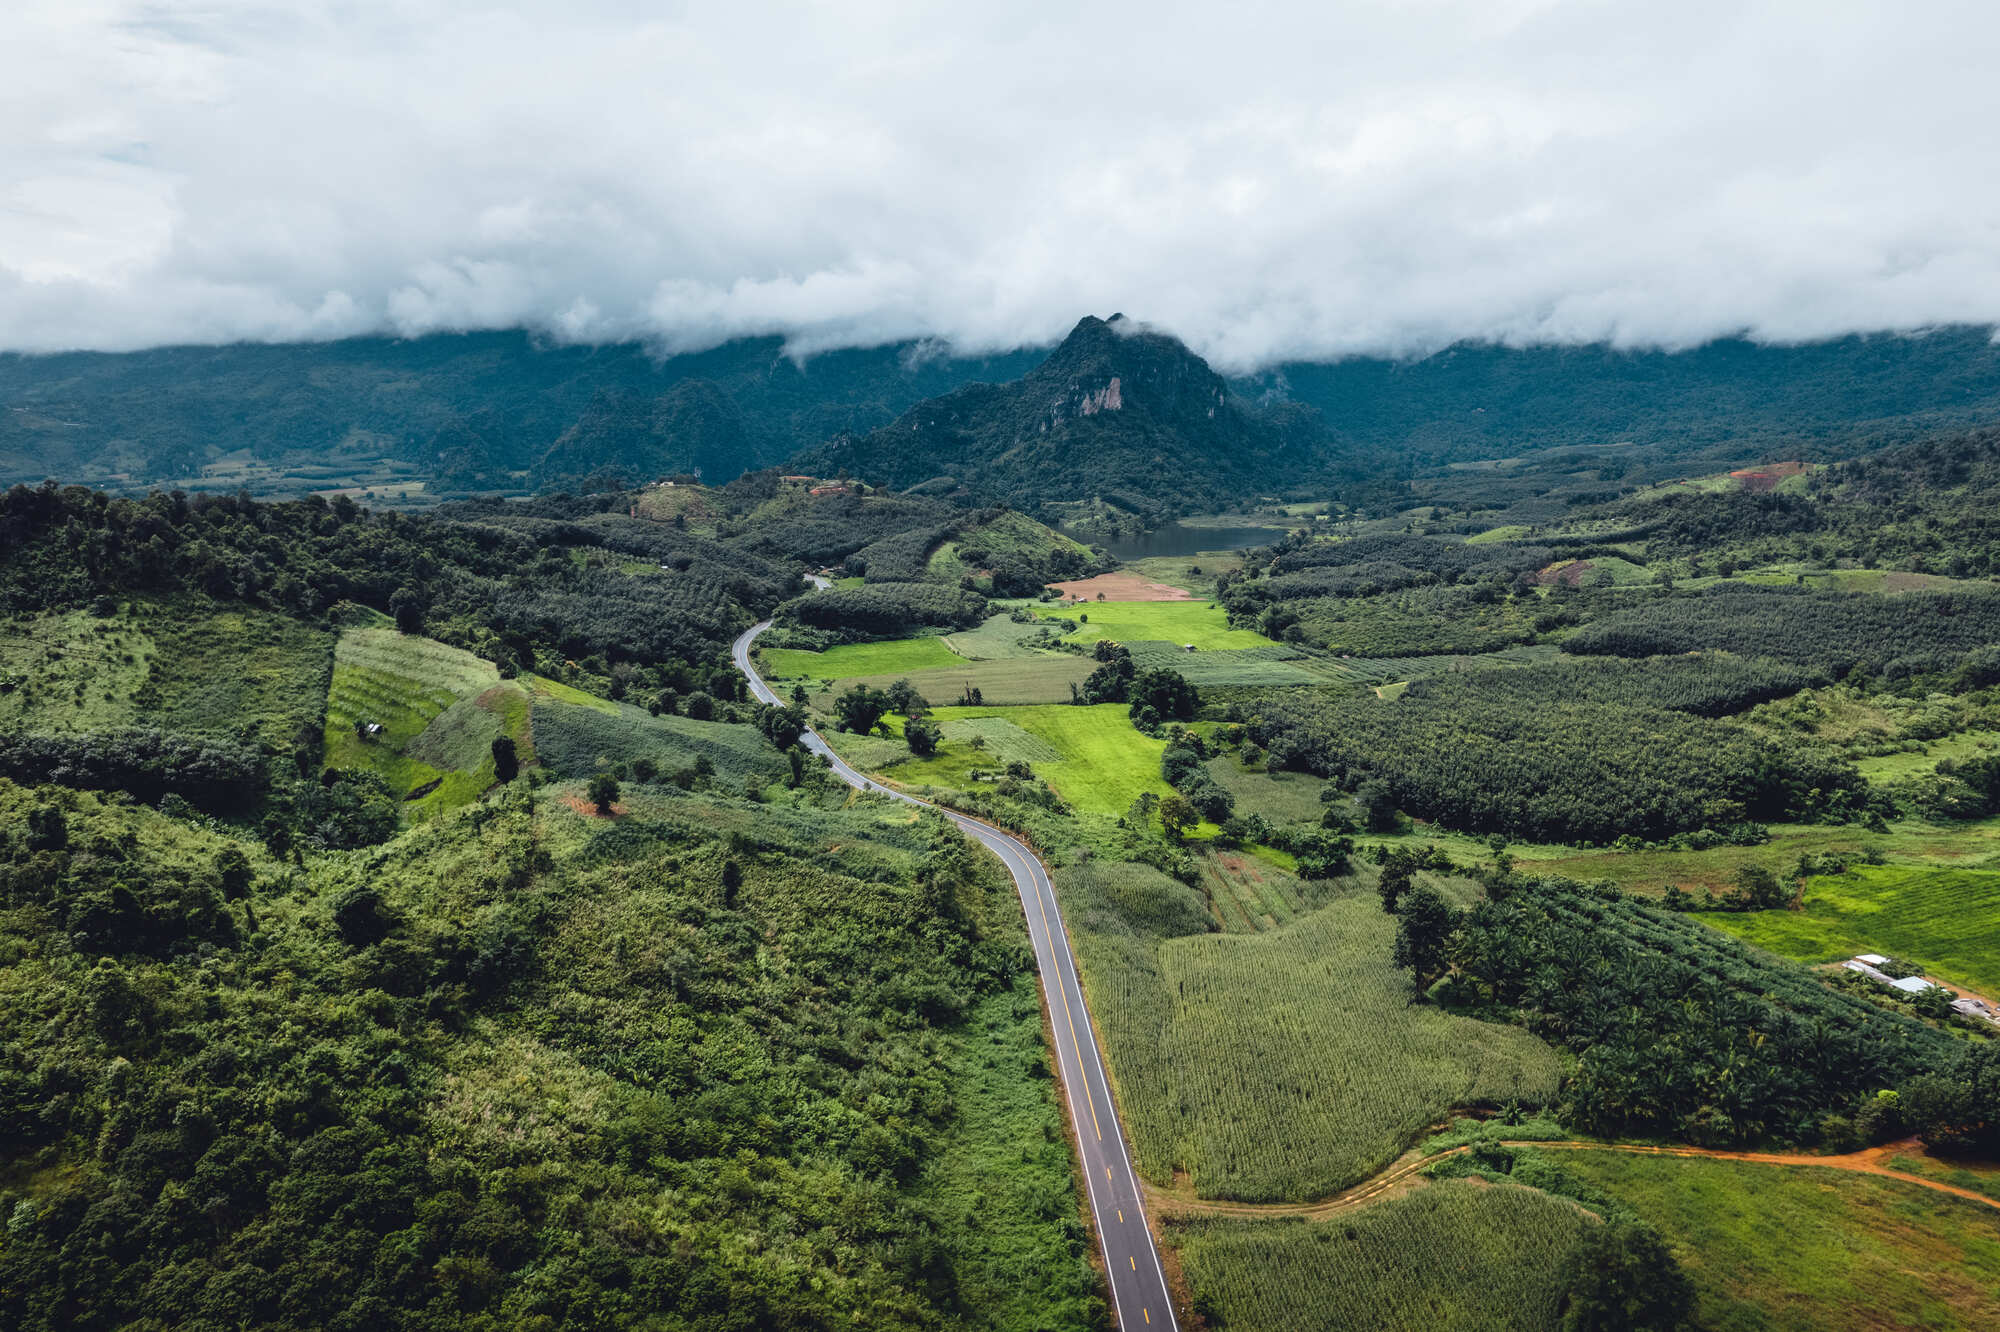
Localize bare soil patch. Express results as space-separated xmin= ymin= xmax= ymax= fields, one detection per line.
xmin=1049 ymin=571 xmax=1194 ymax=602
xmin=1729 ymin=460 xmax=1807 ymax=492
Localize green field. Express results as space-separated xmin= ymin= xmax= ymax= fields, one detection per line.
xmin=1699 ymin=865 xmax=2000 ymax=996
xmin=1201 ymin=757 xmax=1330 ymax=826
xmin=1513 ymin=816 xmax=2000 ymax=895
xmin=1555 ymin=1151 xmax=2000 ymax=1332
xmin=942 ymin=612 xmax=1064 ymax=660
xmin=802 ymin=656 xmax=1095 ymax=707
xmin=1854 ymin=730 xmax=2000 ymax=782
xmin=1060 ymin=872 xmax=1560 ymax=1202
xmin=1032 ymin=600 xmax=1270 ymax=650
xmin=844 ymin=703 xmax=1176 ymax=817
xmin=758 ymin=635 xmax=965 ymax=680
xmin=1170 ymin=1181 xmax=1587 ymax=1332
xmin=322 ymin=626 xmax=519 ymax=817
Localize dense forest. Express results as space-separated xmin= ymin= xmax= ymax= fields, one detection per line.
xmin=1251 ymin=665 xmax=1859 ymax=843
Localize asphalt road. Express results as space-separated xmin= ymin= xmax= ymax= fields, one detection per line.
xmin=732 ymin=618 xmax=1178 ymax=1331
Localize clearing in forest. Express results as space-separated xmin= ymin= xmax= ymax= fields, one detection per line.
xmin=1031 ymin=600 xmax=1269 ymax=650
xmin=323 ymin=624 xmax=526 ymax=816
xmin=1699 ymin=864 xmax=2000 ymax=997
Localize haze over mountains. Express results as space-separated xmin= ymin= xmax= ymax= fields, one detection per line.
xmin=9 ymin=320 xmax=2000 ymax=521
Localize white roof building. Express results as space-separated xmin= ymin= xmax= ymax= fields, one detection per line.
xmin=1890 ymin=975 xmax=1938 ymax=995
xmin=1855 ymin=953 xmax=1889 ymax=966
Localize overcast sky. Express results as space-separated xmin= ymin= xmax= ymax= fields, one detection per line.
xmin=3 ymin=1 xmax=1998 ymax=368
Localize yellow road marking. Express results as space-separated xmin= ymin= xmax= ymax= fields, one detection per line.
xmin=1030 ymin=869 xmax=1103 ymax=1141
xmin=1130 ymin=1256 xmax=1136 ymax=1270
xmin=1143 ymin=1311 xmax=1150 ymax=1325
xmin=1118 ymin=1209 xmax=1124 ymax=1222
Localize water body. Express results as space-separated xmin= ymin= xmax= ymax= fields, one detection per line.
xmin=1067 ymin=522 xmax=1289 ymax=561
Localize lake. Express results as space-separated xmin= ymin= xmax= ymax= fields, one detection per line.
xmin=1066 ymin=522 xmax=1290 ymax=561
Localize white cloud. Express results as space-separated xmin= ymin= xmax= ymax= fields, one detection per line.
xmin=1 ymin=0 xmax=1997 ymax=367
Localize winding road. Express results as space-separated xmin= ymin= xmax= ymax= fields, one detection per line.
xmin=732 ymin=615 xmax=1177 ymax=1331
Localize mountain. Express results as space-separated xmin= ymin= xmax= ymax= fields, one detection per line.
xmin=0 ymin=331 xmax=1043 ymax=496
xmin=793 ymin=315 xmax=1349 ymax=518
xmin=530 ymin=379 xmax=755 ymax=486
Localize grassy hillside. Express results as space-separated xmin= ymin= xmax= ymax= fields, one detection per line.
xmin=1555 ymin=1152 xmax=2000 ymax=1331
xmin=0 ymin=598 xmax=330 ymax=749
xmin=1701 ymin=865 xmax=2000 ymax=996
xmin=322 ymin=624 xmax=521 ymax=817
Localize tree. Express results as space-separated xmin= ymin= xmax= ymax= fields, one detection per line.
xmin=682 ymin=691 xmax=716 ymax=721
xmin=884 ymin=678 xmax=928 ymax=716
xmin=1558 ymin=1220 xmax=1695 ymax=1331
xmin=491 ymin=735 xmax=519 ymax=782
xmin=1391 ymin=885 xmax=1459 ymax=1000
xmin=1125 ymin=792 xmax=1161 ymax=829
xmin=1130 ymin=667 xmax=1199 ymax=723
xmin=1377 ymin=860 xmax=1414 ymax=913
xmin=1355 ymin=778 xmax=1399 ymax=833
xmin=786 ymin=746 xmax=807 ymax=788
xmin=905 ymin=717 xmax=942 ymax=756
xmin=756 ymin=703 xmax=807 ymax=751
xmin=587 ymin=772 xmax=621 ymax=815
xmin=834 ymin=684 xmax=892 ymax=735
xmin=331 ymin=884 xmax=393 ymax=947
xmin=1159 ymin=794 xmax=1198 ymax=839
xmin=389 ymin=585 xmax=426 ymax=634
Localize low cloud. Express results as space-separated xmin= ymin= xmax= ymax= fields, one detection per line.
xmin=3 ymin=1 xmax=1998 ymax=368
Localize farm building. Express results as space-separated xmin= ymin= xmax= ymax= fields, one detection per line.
xmin=1890 ymin=975 xmax=1939 ymax=995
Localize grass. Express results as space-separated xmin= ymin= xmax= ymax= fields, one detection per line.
xmin=837 ymin=703 xmax=1176 ymax=817
xmin=1030 ymin=600 xmax=1270 ymax=650
xmin=0 ymin=599 xmax=331 ymax=750
xmin=1200 ymin=757 xmax=1329 ymax=825
xmin=530 ymin=698 xmax=784 ymax=787
xmin=1511 ymin=816 xmax=2000 ymax=895
xmin=757 ymin=636 xmax=965 ymax=680
xmin=1555 ymin=1150 xmax=2000 ymax=1332
xmin=1168 ymin=1180 xmax=1588 ymax=1332
xmin=322 ymin=627 xmax=515 ymax=818
xmin=1885 ymin=1152 xmax=2000 ymax=1204
xmin=941 ymin=613 xmax=1057 ymax=660
xmin=1061 ymin=875 xmax=1560 ymax=1202
xmin=800 ymin=656 xmax=1094 ymax=707
xmin=1464 ymin=524 xmax=1533 ymax=544
xmin=1699 ymin=865 xmax=2000 ymax=996
xmin=1854 ymin=730 xmax=2000 ymax=782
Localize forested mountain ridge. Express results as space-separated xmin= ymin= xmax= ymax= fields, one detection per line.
xmin=0 ymin=332 xmax=1044 ymax=495
xmin=794 ymin=315 xmax=1355 ymax=518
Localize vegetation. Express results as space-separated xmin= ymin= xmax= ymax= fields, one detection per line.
xmin=1447 ymin=878 xmax=1960 ymax=1144
xmin=778 ymin=581 xmax=988 ymax=641
xmin=1554 ymin=1151 xmax=2000 ymax=1331
xmin=1056 ymin=870 xmax=1558 ymax=1201
xmin=1032 ymin=600 xmax=1268 ymax=650
xmin=1171 ymin=1182 xmax=1590 ymax=1332
xmin=0 ymin=779 xmax=1100 ymax=1331
xmin=1254 ymin=669 xmax=1859 ymax=843
xmin=1699 ymin=864 xmax=2000 ymax=998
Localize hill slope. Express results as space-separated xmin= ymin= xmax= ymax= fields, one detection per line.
xmin=793 ymin=316 xmax=1349 ymax=518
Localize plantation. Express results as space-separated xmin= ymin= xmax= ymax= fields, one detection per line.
xmin=1057 ymin=871 xmax=1560 ymax=1201
xmin=1553 ymin=1152 xmax=2000 ymax=1331
xmin=1169 ymin=1181 xmax=1588 ymax=1332
xmin=1253 ymin=671 xmax=1860 ymax=843
xmin=1565 ymin=585 xmax=2000 ymax=674
xmin=1031 ymin=600 xmax=1269 ymax=650
xmin=1701 ymin=865 xmax=2000 ymax=997
xmin=322 ymin=625 xmax=518 ymax=816
xmin=758 ymin=634 xmax=965 ymax=680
